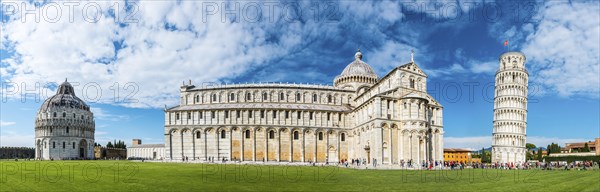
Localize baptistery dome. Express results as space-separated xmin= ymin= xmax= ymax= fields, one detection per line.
xmin=35 ymin=79 xmax=95 ymax=160
xmin=334 ymin=49 xmax=378 ymax=92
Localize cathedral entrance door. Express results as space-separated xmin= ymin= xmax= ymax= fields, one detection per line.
xmin=364 ymin=145 xmax=371 ymax=164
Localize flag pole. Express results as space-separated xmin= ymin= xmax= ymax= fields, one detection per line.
xmin=507 ymin=38 xmax=510 ymax=52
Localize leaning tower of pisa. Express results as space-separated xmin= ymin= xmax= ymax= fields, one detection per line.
xmin=491 ymin=51 xmax=528 ymax=164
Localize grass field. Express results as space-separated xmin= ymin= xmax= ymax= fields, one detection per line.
xmin=0 ymin=161 xmax=599 ymax=191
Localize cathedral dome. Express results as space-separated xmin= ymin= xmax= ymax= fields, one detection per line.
xmin=39 ymin=80 xmax=90 ymax=112
xmin=334 ymin=49 xmax=378 ymax=90
xmin=338 ymin=50 xmax=377 ymax=78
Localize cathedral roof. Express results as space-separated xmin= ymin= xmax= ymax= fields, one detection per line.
xmin=337 ymin=50 xmax=378 ymax=79
xmin=39 ymin=79 xmax=90 ymax=112
xmin=167 ymin=103 xmax=352 ymax=112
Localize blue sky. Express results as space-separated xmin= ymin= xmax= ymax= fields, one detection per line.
xmin=1 ymin=0 xmax=598 ymax=149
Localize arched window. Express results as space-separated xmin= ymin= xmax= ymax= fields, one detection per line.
xmin=410 ymin=79 xmax=415 ymax=88
xmin=196 ymin=132 xmax=201 ymax=139
xmin=53 ymin=142 xmax=55 ymax=148
xmin=62 ymin=112 xmax=66 ymax=117
xmin=66 ymin=127 xmax=69 ymax=133
xmin=220 ymin=130 xmax=226 ymax=139
xmin=327 ymin=95 xmax=332 ymax=103
xmin=176 ymin=113 xmax=180 ymax=120
xmin=293 ymin=131 xmax=299 ymax=140
xmin=245 ymin=130 xmax=251 ymax=139
xmin=341 ymin=133 xmax=346 ymax=141
xmin=312 ymin=94 xmax=317 ymax=102
xmin=63 ymin=142 xmax=66 ymax=149
xmin=73 ymin=113 xmax=75 ymax=118
xmin=262 ymin=93 xmax=268 ymax=101
xmin=279 ymin=93 xmax=284 ymax=100
xmin=72 ymin=142 xmax=76 ymax=149
xmin=269 ymin=130 xmax=275 ymax=139
xmin=296 ymin=93 xmax=301 ymax=101
xmin=50 ymin=128 xmax=53 ymax=133
xmin=212 ymin=94 xmax=217 ymax=102
xmin=81 ymin=115 xmax=84 ymax=119
xmin=53 ymin=112 xmax=57 ymax=117
xmin=318 ymin=132 xmax=323 ymax=140
xmin=230 ymin=93 xmax=235 ymax=101
xmin=246 ymin=93 xmax=252 ymax=101
xmin=195 ymin=95 xmax=200 ymax=103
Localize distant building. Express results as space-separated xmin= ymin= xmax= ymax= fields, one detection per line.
xmin=94 ymin=147 xmax=127 ymax=159
xmin=550 ymin=138 xmax=600 ymax=157
xmin=564 ymin=138 xmax=599 ymax=154
xmin=127 ymin=139 xmax=165 ymax=160
xmin=444 ymin=148 xmax=479 ymax=163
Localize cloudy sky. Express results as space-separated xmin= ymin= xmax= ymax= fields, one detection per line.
xmin=1 ymin=0 xmax=598 ymax=150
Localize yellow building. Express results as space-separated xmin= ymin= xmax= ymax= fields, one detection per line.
xmin=444 ymin=148 xmax=479 ymax=163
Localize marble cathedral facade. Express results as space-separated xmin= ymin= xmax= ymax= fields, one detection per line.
xmin=164 ymin=50 xmax=444 ymax=165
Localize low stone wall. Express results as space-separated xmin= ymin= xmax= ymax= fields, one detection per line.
xmin=0 ymin=147 xmax=35 ymax=159
xmin=549 ymin=152 xmax=596 ymax=157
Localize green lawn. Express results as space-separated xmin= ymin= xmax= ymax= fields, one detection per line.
xmin=0 ymin=161 xmax=599 ymax=191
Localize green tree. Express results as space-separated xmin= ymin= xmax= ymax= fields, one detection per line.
xmin=526 ymin=143 xmax=536 ymax=150
xmin=107 ymin=141 xmax=113 ymax=148
xmin=546 ymin=143 xmax=561 ymax=156
xmin=480 ymin=147 xmax=487 ymax=163
xmin=537 ymin=148 xmax=543 ymax=160
xmin=582 ymin=143 xmax=591 ymax=152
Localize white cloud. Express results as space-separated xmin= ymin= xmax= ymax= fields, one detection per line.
xmin=0 ymin=134 xmax=34 ymax=147
xmin=521 ymin=1 xmax=600 ymax=98
xmin=0 ymin=121 xmax=16 ymax=127
xmin=368 ymin=41 xmax=417 ymax=75
xmin=469 ymin=61 xmax=496 ymax=74
xmin=90 ymin=107 xmax=129 ymax=121
xmin=0 ymin=0 xmax=507 ymax=110
xmin=424 ymin=48 xmax=498 ymax=77
xmin=95 ymin=131 xmax=108 ymax=135
xmin=444 ymin=136 xmax=491 ymax=150
xmin=1 ymin=1 xmax=293 ymax=108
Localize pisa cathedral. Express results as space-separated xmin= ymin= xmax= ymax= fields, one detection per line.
xmin=164 ymin=50 xmax=444 ymax=164
xmin=491 ymin=51 xmax=529 ymax=163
